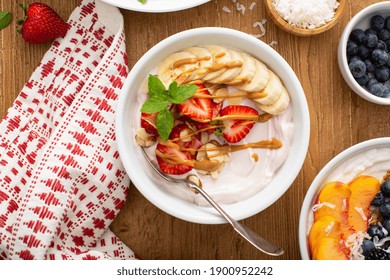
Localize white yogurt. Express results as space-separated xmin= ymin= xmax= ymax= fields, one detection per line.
xmin=134 ymin=74 xmax=294 ymax=206
xmin=324 ymin=148 xmax=390 ymax=184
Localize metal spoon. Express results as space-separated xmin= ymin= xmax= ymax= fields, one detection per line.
xmin=141 ymin=147 xmax=284 ymax=256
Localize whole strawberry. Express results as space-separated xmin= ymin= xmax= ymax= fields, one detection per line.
xmin=18 ymin=3 xmax=68 ymax=44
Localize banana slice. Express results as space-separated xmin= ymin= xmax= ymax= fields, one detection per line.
xmin=201 ymin=45 xmax=232 ymax=81
xmin=256 ymin=87 xmax=290 ymax=115
xmin=207 ymin=50 xmax=244 ymax=84
xmin=252 ymin=71 xmax=284 ymax=105
xmin=183 ymin=47 xmax=213 ymax=81
xmin=157 ymin=52 xmax=199 ymax=88
xmin=235 ymin=58 xmax=269 ymax=92
xmin=226 ymin=52 xmax=256 ymax=86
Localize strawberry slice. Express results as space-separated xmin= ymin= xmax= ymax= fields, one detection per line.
xmin=178 ymin=84 xmax=212 ymax=122
xmin=141 ymin=112 xmax=158 ymax=135
xmin=169 ymin=124 xmax=202 ymax=151
xmin=221 ymin=105 xmax=258 ymax=143
xmin=156 ymin=143 xmax=193 ymax=175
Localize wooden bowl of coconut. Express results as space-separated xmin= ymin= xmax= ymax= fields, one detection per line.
xmin=265 ymin=0 xmax=346 ymax=36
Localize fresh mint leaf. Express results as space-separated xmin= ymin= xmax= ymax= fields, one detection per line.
xmin=148 ymin=74 xmax=166 ymax=98
xmin=168 ymin=82 xmax=197 ymax=104
xmin=0 ymin=11 xmax=12 ymax=31
xmin=138 ymin=0 xmax=147 ymax=3
xmin=156 ymin=108 xmax=174 ymax=141
xmin=141 ymin=95 xmax=169 ymax=113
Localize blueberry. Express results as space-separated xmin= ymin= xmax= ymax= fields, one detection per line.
xmin=377 ymin=40 xmax=388 ymax=51
xmin=380 ymin=202 xmax=390 ymax=219
xmin=362 ymin=239 xmax=376 ymax=256
xmin=381 ymin=180 xmax=390 ymax=197
xmin=366 ymin=28 xmax=378 ymax=36
xmin=364 ymin=59 xmax=376 ymax=73
xmin=347 ymin=40 xmax=359 ymax=56
xmin=350 ymin=29 xmax=366 ymax=44
xmin=383 ymin=83 xmax=390 ymax=97
xmin=367 ymin=78 xmax=379 ymax=88
xmin=358 ymin=45 xmax=371 ymax=59
xmin=375 ymin=66 xmax=390 ymax=82
xmin=365 ymin=33 xmax=379 ymax=48
xmin=386 ymin=16 xmax=390 ymax=30
xmin=371 ymin=15 xmax=385 ymax=30
xmin=383 ymin=219 xmax=390 ymax=233
xmin=379 ymin=29 xmax=390 ymax=41
xmin=368 ymin=224 xmax=385 ymax=239
xmin=349 ymin=59 xmax=367 ymax=78
xmin=355 ymin=74 xmax=369 ymax=86
xmin=372 ymin=192 xmax=385 ymax=206
xmin=368 ymin=82 xmax=385 ymax=97
xmin=371 ymin=49 xmax=389 ymax=66
xmin=348 ymin=55 xmax=361 ymax=63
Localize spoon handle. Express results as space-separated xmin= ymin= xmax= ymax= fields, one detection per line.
xmin=185 ymin=181 xmax=284 ymax=256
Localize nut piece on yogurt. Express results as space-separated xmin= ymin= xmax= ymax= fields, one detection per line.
xmin=195 ymin=141 xmax=230 ymax=179
xmin=135 ymin=128 xmax=156 ymax=147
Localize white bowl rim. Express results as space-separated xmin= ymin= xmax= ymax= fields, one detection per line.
xmin=116 ymin=27 xmax=310 ymax=224
xmin=338 ymin=2 xmax=390 ymax=105
xmin=298 ymin=137 xmax=390 ymax=259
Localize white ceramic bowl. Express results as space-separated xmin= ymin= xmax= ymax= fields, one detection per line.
xmin=299 ymin=137 xmax=390 ymax=259
xmin=101 ymin=0 xmax=210 ymax=13
xmin=338 ymin=2 xmax=390 ymax=105
xmin=116 ymin=27 xmax=310 ymax=224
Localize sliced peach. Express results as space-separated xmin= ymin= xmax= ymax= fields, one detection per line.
xmin=312 ymin=238 xmax=349 ymax=260
xmin=314 ymin=181 xmax=351 ymax=224
xmin=348 ymin=175 xmax=380 ymax=233
xmin=308 ymin=216 xmax=341 ymax=256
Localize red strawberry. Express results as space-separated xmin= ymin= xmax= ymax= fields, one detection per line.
xmin=156 ymin=143 xmax=193 ymax=175
xmin=169 ymin=124 xmax=202 ymax=151
xmin=192 ymin=99 xmax=222 ymax=134
xmin=18 ymin=3 xmax=69 ymax=44
xmin=141 ymin=112 xmax=158 ymax=135
xmin=221 ymin=105 xmax=258 ymax=143
xmin=178 ymin=84 xmax=212 ymax=122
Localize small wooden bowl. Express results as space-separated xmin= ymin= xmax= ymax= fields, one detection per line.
xmin=264 ymin=0 xmax=346 ymax=36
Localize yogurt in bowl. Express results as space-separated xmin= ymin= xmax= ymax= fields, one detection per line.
xmin=116 ymin=27 xmax=310 ymax=224
xmin=299 ymin=138 xmax=390 ymax=260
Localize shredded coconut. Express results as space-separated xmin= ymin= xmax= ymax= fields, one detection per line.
xmin=345 ymin=231 xmax=370 ymax=260
xmin=222 ymin=6 xmax=231 ymax=13
xmin=375 ymin=236 xmax=390 ymax=248
xmin=354 ymin=207 xmax=367 ymax=221
xmin=311 ymin=202 xmax=336 ymax=212
xmin=251 ymin=19 xmax=267 ymax=39
xmin=341 ymin=198 xmax=347 ymax=211
xmin=272 ymin=0 xmax=340 ymax=29
xmin=269 ymin=40 xmax=278 ymax=47
xmin=324 ymin=221 xmax=335 ymax=237
xmin=236 ymin=3 xmax=246 ymax=15
xmin=249 ymin=2 xmax=256 ymax=11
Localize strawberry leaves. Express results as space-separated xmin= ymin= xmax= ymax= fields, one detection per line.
xmin=0 ymin=10 xmax=12 ymax=31
xmin=140 ymin=75 xmax=197 ymax=141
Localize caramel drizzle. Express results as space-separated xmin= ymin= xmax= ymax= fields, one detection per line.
xmin=156 ymin=138 xmax=283 ymax=170
xmin=173 ymin=56 xmax=211 ymax=69
xmin=169 ymin=113 xmax=273 ymax=143
xmin=193 ymin=91 xmax=268 ymax=101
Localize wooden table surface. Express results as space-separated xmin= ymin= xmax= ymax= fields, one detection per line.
xmin=1 ymin=0 xmax=389 ymax=260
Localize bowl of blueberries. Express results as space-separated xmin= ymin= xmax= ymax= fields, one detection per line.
xmin=338 ymin=2 xmax=390 ymax=105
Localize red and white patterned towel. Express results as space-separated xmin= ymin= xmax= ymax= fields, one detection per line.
xmin=0 ymin=0 xmax=136 ymax=260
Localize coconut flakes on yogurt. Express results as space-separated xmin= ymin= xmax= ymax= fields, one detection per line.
xmin=272 ymin=0 xmax=340 ymax=29
xmin=311 ymin=201 xmax=336 ymax=212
